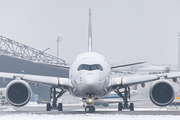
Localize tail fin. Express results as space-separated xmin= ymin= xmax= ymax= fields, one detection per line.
xmin=134 ymin=85 xmax=137 ymax=90
xmin=130 ymin=85 xmax=138 ymax=90
xmin=88 ymin=7 xmax=92 ymax=51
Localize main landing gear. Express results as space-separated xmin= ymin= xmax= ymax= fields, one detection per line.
xmin=46 ymin=86 xmax=66 ymax=111
xmin=115 ymin=86 xmax=134 ymax=111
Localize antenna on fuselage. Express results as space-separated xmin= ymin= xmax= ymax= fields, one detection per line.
xmin=88 ymin=7 xmax=92 ymax=52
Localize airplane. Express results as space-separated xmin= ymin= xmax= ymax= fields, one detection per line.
xmin=0 ymin=8 xmax=179 ymax=113
xmin=82 ymin=85 xmax=138 ymax=107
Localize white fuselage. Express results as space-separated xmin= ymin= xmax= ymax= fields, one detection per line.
xmin=69 ymin=52 xmax=111 ymax=98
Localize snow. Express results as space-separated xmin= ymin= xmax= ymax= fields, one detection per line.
xmin=25 ymin=102 xmax=46 ymax=107
xmin=0 ymin=114 xmax=179 ymax=120
xmin=1 ymin=108 xmax=15 ymax=111
xmin=0 ymin=103 xmax=179 ymax=120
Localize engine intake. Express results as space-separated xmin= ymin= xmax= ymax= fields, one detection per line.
xmin=149 ymin=80 xmax=175 ymax=106
xmin=6 ymin=80 xmax=32 ymax=107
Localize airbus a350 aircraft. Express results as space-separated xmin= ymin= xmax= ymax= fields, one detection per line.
xmin=0 ymin=8 xmax=180 ymax=113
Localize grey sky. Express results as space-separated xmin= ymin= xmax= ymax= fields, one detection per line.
xmin=0 ymin=0 xmax=180 ymax=66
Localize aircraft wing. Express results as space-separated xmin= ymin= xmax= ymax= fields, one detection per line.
xmin=108 ymin=72 xmax=180 ymax=88
xmin=111 ymin=61 xmax=145 ymax=69
xmin=0 ymin=72 xmax=73 ymax=90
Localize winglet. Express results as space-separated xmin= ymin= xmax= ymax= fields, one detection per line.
xmin=88 ymin=7 xmax=92 ymax=51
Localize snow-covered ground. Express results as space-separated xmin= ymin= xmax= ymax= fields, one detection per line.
xmin=0 ymin=106 xmax=175 ymax=112
xmin=0 ymin=102 xmax=180 ymax=120
xmin=0 ymin=114 xmax=179 ymax=120
xmin=25 ymin=102 xmax=46 ymax=106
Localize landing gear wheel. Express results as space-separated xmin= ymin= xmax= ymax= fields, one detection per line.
xmin=91 ymin=106 xmax=95 ymax=113
xmin=116 ymin=87 xmax=135 ymax=111
xmin=118 ymin=102 xmax=123 ymax=111
xmin=58 ymin=103 xmax=63 ymax=111
xmin=46 ymin=103 xmax=51 ymax=111
xmin=85 ymin=106 xmax=91 ymax=113
xmin=129 ymin=103 xmax=134 ymax=111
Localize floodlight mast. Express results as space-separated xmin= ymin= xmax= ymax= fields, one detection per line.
xmin=57 ymin=36 xmax=62 ymax=58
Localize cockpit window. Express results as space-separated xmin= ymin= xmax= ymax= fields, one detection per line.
xmin=84 ymin=65 xmax=90 ymax=70
xmin=91 ymin=65 xmax=97 ymax=70
xmin=78 ymin=64 xmax=103 ymax=71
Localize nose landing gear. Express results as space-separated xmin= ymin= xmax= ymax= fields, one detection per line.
xmin=85 ymin=105 xmax=95 ymax=113
xmin=84 ymin=97 xmax=96 ymax=113
xmin=115 ymin=86 xmax=134 ymax=111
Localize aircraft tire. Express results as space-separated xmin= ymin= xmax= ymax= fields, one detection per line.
xmin=85 ymin=106 xmax=91 ymax=113
xmin=118 ymin=102 xmax=123 ymax=111
xmin=129 ymin=103 xmax=134 ymax=111
xmin=58 ymin=103 xmax=63 ymax=111
xmin=91 ymin=106 xmax=95 ymax=113
xmin=46 ymin=103 xmax=51 ymax=111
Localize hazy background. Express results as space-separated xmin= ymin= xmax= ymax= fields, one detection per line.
xmin=0 ymin=0 xmax=180 ymax=66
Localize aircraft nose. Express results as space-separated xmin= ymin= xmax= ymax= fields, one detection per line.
xmin=82 ymin=75 xmax=98 ymax=94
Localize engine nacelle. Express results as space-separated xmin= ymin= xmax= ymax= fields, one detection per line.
xmin=6 ymin=80 xmax=32 ymax=107
xmin=141 ymin=83 xmax=145 ymax=88
xmin=172 ymin=78 xmax=177 ymax=83
xmin=149 ymin=80 xmax=175 ymax=106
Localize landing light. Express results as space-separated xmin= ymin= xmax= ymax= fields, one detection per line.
xmin=88 ymin=98 xmax=92 ymax=103
xmin=60 ymin=81 xmax=63 ymax=85
xmin=117 ymin=81 xmax=120 ymax=85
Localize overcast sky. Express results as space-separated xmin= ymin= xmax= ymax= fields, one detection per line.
xmin=0 ymin=0 xmax=180 ymax=66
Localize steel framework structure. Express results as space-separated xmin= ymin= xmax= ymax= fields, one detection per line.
xmin=0 ymin=35 xmax=66 ymax=65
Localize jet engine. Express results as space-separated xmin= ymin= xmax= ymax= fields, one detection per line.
xmin=6 ymin=80 xmax=32 ymax=107
xmin=149 ymin=80 xmax=175 ymax=106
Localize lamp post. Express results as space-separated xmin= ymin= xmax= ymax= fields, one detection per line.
xmin=57 ymin=36 xmax=62 ymax=58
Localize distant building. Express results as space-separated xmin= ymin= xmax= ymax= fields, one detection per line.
xmin=138 ymin=65 xmax=178 ymax=74
xmin=178 ymin=33 xmax=180 ymax=71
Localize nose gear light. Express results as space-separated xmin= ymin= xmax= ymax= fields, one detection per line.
xmin=88 ymin=98 xmax=92 ymax=103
